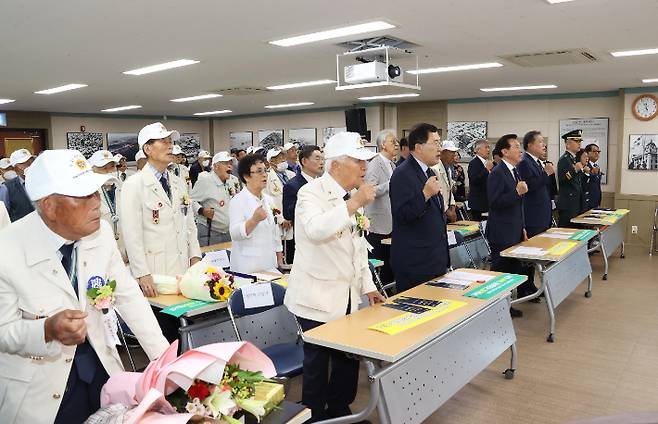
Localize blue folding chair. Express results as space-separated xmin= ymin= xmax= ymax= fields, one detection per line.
xmin=227 ymin=283 xmax=303 ymax=378
xmin=448 ymin=230 xmax=477 ymax=270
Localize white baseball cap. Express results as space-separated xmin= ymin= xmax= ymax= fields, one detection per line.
xmin=441 ymin=140 xmax=459 ymax=152
xmin=283 ymin=142 xmax=297 ymax=151
xmin=247 ymin=146 xmax=264 ymax=155
xmin=137 ymin=122 xmax=180 ymax=149
xmin=211 ymin=151 xmax=232 ymax=166
xmin=266 ymin=148 xmax=284 ymax=162
xmin=135 ymin=150 xmax=146 ymax=161
xmin=25 ymin=150 xmax=112 ymax=201
xmin=113 ymin=153 xmax=126 ymax=162
xmin=324 ymin=132 xmax=376 ymax=161
xmin=10 ymin=148 xmax=34 ymax=167
xmin=172 ymin=145 xmax=183 ymax=155
xmin=0 ymin=158 xmax=11 ymax=169
xmin=197 ymin=150 xmax=211 ymax=159
xmin=89 ymin=150 xmax=119 ymax=168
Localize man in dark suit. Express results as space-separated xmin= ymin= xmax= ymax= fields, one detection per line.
xmin=390 ymin=123 xmax=450 ymax=293
xmin=282 ymin=145 xmax=323 ymax=264
xmin=396 ymin=138 xmax=409 ymax=166
xmin=585 ymin=143 xmax=603 ymax=208
xmin=557 ymin=130 xmax=585 ymax=227
xmin=487 ymin=134 xmax=528 ymax=317
xmin=467 ymin=139 xmax=493 ymax=221
xmin=517 ymin=131 xmax=554 ymax=298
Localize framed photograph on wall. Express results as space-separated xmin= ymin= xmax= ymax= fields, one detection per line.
xmin=447 ymin=121 xmax=487 ymax=162
xmin=230 ymin=131 xmax=253 ymax=150
xmin=178 ymin=133 xmax=201 ymax=162
xmin=322 ymin=127 xmax=346 ymax=147
xmin=288 ymin=128 xmax=316 ymax=146
xmin=258 ymin=129 xmax=284 ymax=150
xmin=559 ymin=118 xmax=609 ymax=184
xmin=628 ymin=134 xmax=658 ymax=170
xmin=107 ymin=133 xmax=138 ymax=162
xmin=66 ymin=132 xmax=103 ymax=158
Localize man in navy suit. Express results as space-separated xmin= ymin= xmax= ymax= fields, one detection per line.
xmin=467 ymin=139 xmax=493 ymax=221
xmin=584 ymin=143 xmax=603 ymax=208
xmin=487 ymin=134 xmax=528 ymax=317
xmin=517 ymin=131 xmax=555 ymax=298
xmin=390 ymin=123 xmax=450 ymax=293
xmin=283 ymin=145 xmax=324 ymax=263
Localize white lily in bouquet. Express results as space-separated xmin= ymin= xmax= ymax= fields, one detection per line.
xmin=152 ymin=261 xmax=236 ymax=302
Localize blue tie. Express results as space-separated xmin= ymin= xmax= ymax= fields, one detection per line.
xmin=59 ymin=244 xmax=77 ymax=295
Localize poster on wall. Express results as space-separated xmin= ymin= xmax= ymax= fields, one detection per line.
xmin=559 ymin=118 xmax=609 ymax=184
xmin=258 ymin=129 xmax=284 ymax=150
xmin=66 ymin=132 xmax=103 ymax=158
xmin=447 ymin=121 xmax=487 ymax=162
xmin=230 ymin=131 xmax=253 ymax=150
xmin=107 ymin=133 xmax=138 ymax=162
xmin=322 ymin=127 xmax=346 ymax=147
xmin=628 ymin=134 xmax=658 ymax=170
xmin=178 ymin=133 xmax=201 ymax=161
xmin=288 ymin=128 xmax=316 ymax=146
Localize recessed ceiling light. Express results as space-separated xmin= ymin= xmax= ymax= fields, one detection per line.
xmin=267 ymin=79 xmax=335 ymax=90
xmin=408 ymin=62 xmax=503 ymax=75
xmin=264 ymin=102 xmax=314 ymax=109
xmin=545 ymin=0 xmax=575 ymax=4
xmin=170 ymin=93 xmax=223 ymax=102
xmin=642 ymin=78 xmax=658 ymax=83
xmin=0 ymin=99 xmax=16 ymax=104
xmin=358 ymin=93 xmax=420 ymax=101
xmin=611 ymin=48 xmax=658 ymax=58
xmin=193 ymin=110 xmax=233 ymax=116
xmin=123 ymin=59 xmax=200 ymax=76
xmin=101 ymin=105 xmax=142 ymax=112
xmin=34 ymin=83 xmax=88 ymax=95
xmin=480 ymin=84 xmax=558 ymax=92
xmin=270 ymin=21 xmax=395 ymax=47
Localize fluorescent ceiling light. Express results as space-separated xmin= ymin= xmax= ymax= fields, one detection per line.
xmin=270 ymin=21 xmax=395 ymax=47
xmin=642 ymin=78 xmax=658 ymax=83
xmin=480 ymin=84 xmax=557 ymax=92
xmin=408 ymin=62 xmax=503 ymax=75
xmin=0 ymin=99 xmax=16 ymax=104
xmin=101 ymin=105 xmax=142 ymax=112
xmin=611 ymin=48 xmax=658 ymax=58
xmin=123 ymin=59 xmax=200 ymax=75
xmin=358 ymin=93 xmax=420 ymax=101
xmin=265 ymin=102 xmax=314 ymax=109
xmin=267 ymin=79 xmax=335 ymax=90
xmin=545 ymin=0 xmax=575 ymax=4
xmin=193 ymin=110 xmax=232 ymax=116
xmin=34 ymin=83 xmax=87 ymax=95
xmin=170 ymin=93 xmax=222 ymax=102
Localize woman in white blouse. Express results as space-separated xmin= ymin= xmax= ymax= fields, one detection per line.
xmin=229 ymin=154 xmax=283 ymax=274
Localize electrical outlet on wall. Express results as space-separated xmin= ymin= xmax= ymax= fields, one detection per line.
xmin=631 ymin=225 xmax=638 ymax=234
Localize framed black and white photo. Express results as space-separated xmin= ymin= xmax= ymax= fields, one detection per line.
xmin=230 ymin=131 xmax=253 ymax=150
xmin=66 ymin=132 xmax=103 ymax=158
xmin=258 ymin=129 xmax=284 ymax=150
xmin=107 ymin=133 xmax=139 ymax=162
xmin=288 ymin=128 xmax=316 ymax=146
xmin=628 ymin=134 xmax=658 ymax=170
xmin=178 ymin=133 xmax=201 ymax=161
xmin=322 ymin=127 xmax=346 ymax=147
xmin=559 ymin=118 xmax=609 ymax=184
xmin=447 ymin=121 xmax=487 ymax=162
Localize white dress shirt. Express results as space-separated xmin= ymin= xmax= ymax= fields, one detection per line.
xmin=228 ymin=188 xmax=282 ymax=274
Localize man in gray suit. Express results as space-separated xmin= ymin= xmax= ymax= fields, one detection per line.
xmin=365 ymin=129 xmax=399 ymax=288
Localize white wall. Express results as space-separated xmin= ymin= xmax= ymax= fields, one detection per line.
xmin=620 ymin=92 xmax=658 ymax=195
xmin=447 ymin=96 xmax=621 ymax=193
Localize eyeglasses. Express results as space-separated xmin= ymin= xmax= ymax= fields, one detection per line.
xmin=250 ymin=168 xmax=267 ymax=175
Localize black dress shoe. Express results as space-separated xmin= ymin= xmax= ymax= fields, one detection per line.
xmin=510 ymin=307 xmax=523 ymax=318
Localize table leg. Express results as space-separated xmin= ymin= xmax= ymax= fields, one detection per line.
xmin=585 ymin=274 xmax=593 ymax=298
xmin=620 ymin=241 xmax=626 ymax=259
xmin=511 ymin=261 xmax=546 ymax=305
xmin=599 ymin=233 xmax=609 ymax=281
xmin=504 ymin=343 xmax=517 ymax=380
xmin=544 ymin=281 xmax=556 ymax=343
xmin=179 ymin=316 xmax=190 ymax=352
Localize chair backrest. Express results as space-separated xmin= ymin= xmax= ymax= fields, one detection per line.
xmin=179 ymin=316 xmax=239 ymax=351
xmin=227 ymin=284 xmax=299 ymax=350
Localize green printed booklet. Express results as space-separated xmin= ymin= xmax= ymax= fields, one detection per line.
xmin=160 ymin=299 xmax=214 ymax=317
xmin=568 ymin=229 xmax=597 ymax=241
xmin=463 ymin=273 xmax=526 ymax=300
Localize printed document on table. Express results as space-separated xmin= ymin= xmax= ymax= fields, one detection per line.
xmin=448 ymin=270 xmax=495 ymax=282
xmin=510 ymin=246 xmax=546 ymax=256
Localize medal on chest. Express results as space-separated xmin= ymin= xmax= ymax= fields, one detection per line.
xmin=152 ymin=209 xmax=160 ymax=224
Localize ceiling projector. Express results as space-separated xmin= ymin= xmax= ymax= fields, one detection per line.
xmin=344 ymin=61 xmax=402 ymax=84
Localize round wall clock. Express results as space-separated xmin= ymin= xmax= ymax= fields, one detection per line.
xmin=632 ymin=94 xmax=658 ymax=121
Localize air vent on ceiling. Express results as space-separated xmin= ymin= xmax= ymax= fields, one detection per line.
xmin=215 ymin=87 xmax=271 ymax=96
xmin=500 ymin=48 xmax=600 ymax=67
xmin=337 ymin=36 xmax=418 ymax=52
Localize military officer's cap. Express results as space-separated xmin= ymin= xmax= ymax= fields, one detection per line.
xmin=562 ymin=129 xmax=583 ymax=142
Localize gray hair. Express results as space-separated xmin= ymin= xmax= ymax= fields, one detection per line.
xmin=324 ymin=155 xmax=348 ymax=174
xmin=374 ymin=129 xmax=396 ymax=149
xmin=473 ymin=139 xmax=489 ymax=153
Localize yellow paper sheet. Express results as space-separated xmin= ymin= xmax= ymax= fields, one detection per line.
xmin=273 ymin=276 xmax=288 ymax=287
xmin=368 ymin=299 xmax=468 ymax=335
xmin=546 ymin=241 xmax=578 ymax=256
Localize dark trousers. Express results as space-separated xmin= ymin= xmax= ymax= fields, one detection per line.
xmin=152 ymin=305 xmax=181 ymax=343
xmin=470 ymin=209 xmax=487 ymax=221
xmin=365 ymin=232 xmax=394 ymax=287
xmin=284 ymin=238 xmax=296 ymax=265
xmin=517 ymin=226 xmax=547 ymax=297
xmin=297 ymin=315 xmax=360 ymax=422
xmin=558 ymin=209 xmax=579 ymax=228
xmin=54 ymin=347 xmax=109 ymax=424
xmin=490 ymin=243 xmax=522 ymax=275
xmin=395 ymin=271 xmax=442 ymax=294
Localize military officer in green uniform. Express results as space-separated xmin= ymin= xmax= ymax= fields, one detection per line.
xmin=557 ymin=129 xmax=585 ymax=227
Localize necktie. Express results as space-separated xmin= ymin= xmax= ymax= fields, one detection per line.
xmin=59 ymin=244 xmax=77 ymax=295
xmin=120 ymin=172 xmax=126 ymax=182
xmin=426 ymin=168 xmax=435 ymax=179
xmin=537 ymin=159 xmax=544 ymax=171
xmin=159 ymin=174 xmax=171 ymax=200
xmin=174 ymin=167 xmax=180 ymax=177
xmin=107 ymin=185 xmax=116 ymax=205
xmin=513 ymin=168 xmax=520 ymax=182
xmin=343 ymin=192 xmax=351 ymax=201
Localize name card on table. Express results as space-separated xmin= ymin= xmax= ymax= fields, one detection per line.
xmin=203 ymin=250 xmax=230 ymax=269
xmin=242 ymin=283 xmax=275 ymax=309
xmin=447 ymin=230 xmax=457 ymax=246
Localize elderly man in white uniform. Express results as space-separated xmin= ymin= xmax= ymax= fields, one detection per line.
xmin=0 ymin=150 xmax=168 ymax=424
xmin=190 ymin=151 xmax=241 ymax=246
xmin=284 ymin=132 xmax=386 ymax=422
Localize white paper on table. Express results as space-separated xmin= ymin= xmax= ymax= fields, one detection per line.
xmin=447 ymin=230 xmax=457 ymax=246
xmin=435 ymin=278 xmax=471 ymax=289
xmin=510 ymin=246 xmax=546 ymax=256
xmin=252 ymin=271 xmax=283 ymax=282
xmin=448 ymin=270 xmax=495 ymax=282
xmin=539 ymin=233 xmax=572 ymax=239
xmin=241 ymin=282 xmax=275 ymax=309
xmin=202 ymin=250 xmax=230 ymax=269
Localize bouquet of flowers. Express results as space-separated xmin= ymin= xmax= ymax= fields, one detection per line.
xmin=153 ymin=261 xmax=236 ymax=302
